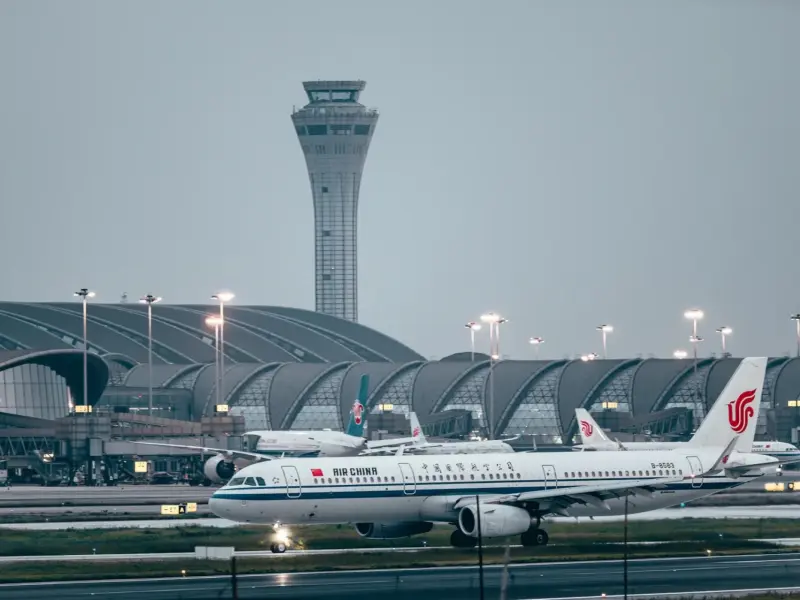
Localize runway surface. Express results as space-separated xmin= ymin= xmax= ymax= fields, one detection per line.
xmin=3 ymin=505 xmax=800 ymax=530
xmin=2 ymin=539 xmax=800 ymax=563
xmin=1 ymin=553 xmax=799 ymax=599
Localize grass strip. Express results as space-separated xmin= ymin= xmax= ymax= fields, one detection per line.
xmin=3 ymin=518 xmax=800 ymax=556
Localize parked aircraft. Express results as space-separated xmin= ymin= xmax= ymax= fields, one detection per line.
xmin=134 ymin=375 xmax=419 ymax=483
xmin=362 ymin=412 xmax=517 ymax=455
xmin=209 ymin=357 xmax=784 ymax=553
xmin=574 ymin=375 xmax=800 ymax=468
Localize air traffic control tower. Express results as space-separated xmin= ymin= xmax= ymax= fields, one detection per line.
xmin=291 ymin=80 xmax=379 ymax=323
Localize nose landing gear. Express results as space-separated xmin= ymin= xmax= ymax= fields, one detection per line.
xmin=269 ymin=542 xmax=287 ymax=553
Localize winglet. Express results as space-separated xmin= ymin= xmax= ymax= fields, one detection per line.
xmin=705 ymin=436 xmax=739 ymax=474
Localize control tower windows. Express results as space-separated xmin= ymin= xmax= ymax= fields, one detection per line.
xmin=295 ymin=126 xmax=307 ymax=136
xmin=330 ymin=125 xmax=352 ymax=135
xmin=307 ymin=90 xmax=358 ymax=103
xmin=354 ymin=125 xmax=371 ymax=135
xmin=307 ymin=125 xmax=327 ymax=135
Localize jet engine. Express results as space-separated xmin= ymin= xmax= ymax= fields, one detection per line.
xmin=355 ymin=521 xmax=434 ymax=539
xmin=203 ymin=455 xmax=236 ymax=483
xmin=458 ymin=504 xmax=531 ymax=538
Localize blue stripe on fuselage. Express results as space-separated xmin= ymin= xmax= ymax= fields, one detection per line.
xmin=212 ymin=475 xmax=755 ymax=502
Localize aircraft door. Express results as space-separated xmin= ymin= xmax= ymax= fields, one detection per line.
xmin=281 ymin=466 xmax=302 ymax=498
xmin=542 ymin=464 xmax=558 ymax=489
xmin=399 ymin=463 xmax=416 ymax=495
xmin=686 ymin=456 xmax=703 ymax=488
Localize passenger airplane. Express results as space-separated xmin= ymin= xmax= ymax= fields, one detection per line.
xmin=363 ymin=412 xmax=517 ymax=455
xmin=134 ymin=375 xmax=419 ymax=483
xmin=574 ymin=405 xmax=800 ymax=465
xmin=210 ymin=357 xmax=784 ymax=553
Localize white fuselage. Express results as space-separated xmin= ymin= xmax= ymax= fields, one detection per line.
xmin=209 ymin=448 xmax=764 ymax=530
xmin=248 ymin=430 xmax=364 ymax=458
xmin=406 ymin=441 xmax=515 ymax=455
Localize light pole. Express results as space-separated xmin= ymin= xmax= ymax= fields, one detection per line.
xmin=206 ymin=316 xmax=223 ymax=409
xmin=673 ymin=349 xmax=688 ymax=359
xmin=480 ymin=312 xmax=507 ymax=440
xmin=529 ymin=336 xmax=544 ymax=359
xmin=596 ymin=324 xmax=613 ymax=359
xmin=464 ymin=321 xmax=481 ymax=362
xmin=140 ymin=295 xmax=162 ymax=417
xmin=791 ymin=315 xmax=800 ymax=357
xmin=73 ymin=288 xmax=95 ymax=408
xmin=684 ymin=309 xmax=704 ymax=360
xmin=211 ymin=292 xmax=234 ymax=406
xmin=684 ymin=308 xmax=704 ymax=410
xmin=715 ymin=326 xmax=732 ymax=356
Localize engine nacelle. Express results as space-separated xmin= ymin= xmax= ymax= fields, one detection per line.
xmin=458 ymin=504 xmax=531 ymax=538
xmin=203 ymin=455 xmax=236 ymax=483
xmin=355 ymin=521 xmax=434 ymax=539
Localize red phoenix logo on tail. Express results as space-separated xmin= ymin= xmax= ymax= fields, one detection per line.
xmin=412 ymin=426 xmax=421 ymax=437
xmin=580 ymin=420 xmax=593 ymax=437
xmin=352 ymin=401 xmax=364 ymax=425
xmin=727 ymin=389 xmax=756 ymax=434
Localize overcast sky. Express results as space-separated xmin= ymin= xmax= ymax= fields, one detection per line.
xmin=1 ymin=0 xmax=798 ymax=360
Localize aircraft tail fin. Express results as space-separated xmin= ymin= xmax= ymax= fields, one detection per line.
xmin=345 ymin=374 xmax=369 ymax=437
xmin=687 ymin=357 xmax=767 ymax=453
xmin=409 ymin=412 xmax=427 ymax=444
xmin=575 ymin=408 xmax=615 ymax=448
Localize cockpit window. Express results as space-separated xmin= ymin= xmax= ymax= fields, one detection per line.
xmin=256 ymin=477 xmax=266 ymax=486
xmin=228 ymin=477 xmax=245 ymax=487
xmin=244 ymin=477 xmax=257 ymax=486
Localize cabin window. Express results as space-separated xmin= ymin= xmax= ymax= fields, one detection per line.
xmin=625 ymin=471 xmax=630 ymax=476
xmin=470 ymin=474 xmax=475 ymax=480
xmin=516 ymin=473 xmax=521 ymax=479
xmin=391 ymin=477 xmax=395 ymax=482
xmin=678 ymin=470 xmax=683 ymax=475
xmin=460 ymin=474 xmax=464 ymax=480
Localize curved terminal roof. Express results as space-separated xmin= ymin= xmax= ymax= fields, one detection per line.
xmin=121 ymin=357 xmax=800 ymax=441
xmin=0 ymin=348 xmax=109 ymax=406
xmin=0 ymin=302 xmax=423 ymax=366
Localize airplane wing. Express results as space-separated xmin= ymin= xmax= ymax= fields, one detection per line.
xmin=131 ymin=441 xmax=277 ymax=462
xmin=359 ymin=443 xmax=449 ymax=456
xmin=453 ymin=442 xmax=734 ymax=517
xmin=452 ymin=475 xmax=684 ymax=516
xmin=362 ymin=436 xmax=420 ymax=451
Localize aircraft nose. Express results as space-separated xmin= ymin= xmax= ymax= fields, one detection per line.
xmin=208 ymin=492 xmax=228 ymax=518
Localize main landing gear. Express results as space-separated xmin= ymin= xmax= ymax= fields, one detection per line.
xmin=521 ymin=514 xmax=549 ymax=547
xmin=520 ymin=527 xmax=548 ymax=547
xmin=449 ymin=526 xmax=549 ymax=548
xmin=450 ymin=529 xmax=478 ymax=548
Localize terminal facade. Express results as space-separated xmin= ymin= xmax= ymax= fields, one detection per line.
xmin=0 ymin=302 xmax=799 ymax=447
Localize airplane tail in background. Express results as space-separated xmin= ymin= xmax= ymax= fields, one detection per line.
xmin=687 ymin=357 xmax=767 ymax=453
xmin=408 ymin=412 xmax=427 ymax=444
xmin=344 ymin=374 xmax=369 ymax=437
xmin=574 ymin=409 xmax=616 ymax=449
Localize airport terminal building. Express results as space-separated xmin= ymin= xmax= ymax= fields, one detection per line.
xmin=0 ymin=302 xmax=799 ymax=445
